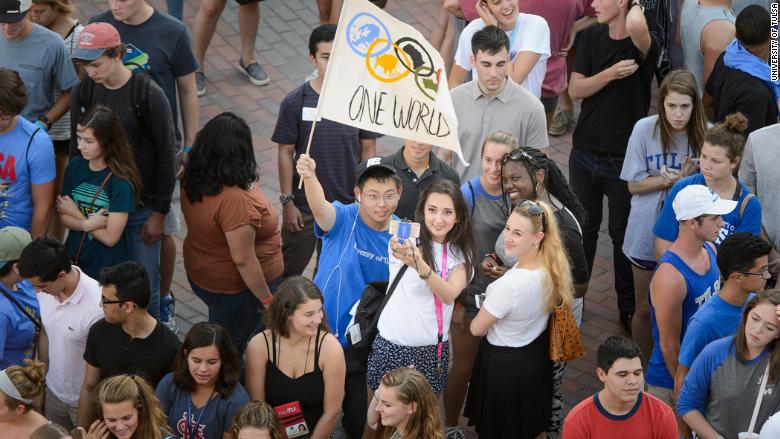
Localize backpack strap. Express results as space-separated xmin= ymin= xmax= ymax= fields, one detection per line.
xmin=739 ymin=193 xmax=755 ymax=221
xmin=131 ymin=72 xmax=152 ymax=137
xmin=467 ymin=181 xmax=476 ymax=217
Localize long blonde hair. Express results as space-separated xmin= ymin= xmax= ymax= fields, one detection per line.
xmin=376 ymin=368 xmax=444 ymax=439
xmin=95 ymin=375 xmax=173 ymax=439
xmin=511 ymin=200 xmax=574 ymax=312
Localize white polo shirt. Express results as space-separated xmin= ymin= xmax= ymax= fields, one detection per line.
xmin=38 ymin=266 xmax=103 ymax=406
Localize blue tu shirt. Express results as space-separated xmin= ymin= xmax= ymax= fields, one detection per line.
xmin=678 ymin=293 xmax=747 ymax=369
xmin=313 ymin=202 xmax=396 ymax=345
xmin=647 ymin=243 xmax=720 ymax=388
xmin=653 ymin=174 xmax=761 ymax=246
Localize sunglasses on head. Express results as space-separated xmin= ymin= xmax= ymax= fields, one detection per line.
xmin=518 ymin=199 xmax=546 ymax=230
xmin=502 ymin=149 xmax=535 ymax=166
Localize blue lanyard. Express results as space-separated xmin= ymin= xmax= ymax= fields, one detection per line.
xmin=186 ymin=392 xmax=214 ymax=438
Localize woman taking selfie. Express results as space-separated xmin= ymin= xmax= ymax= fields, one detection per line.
xmin=367 ymin=180 xmax=474 ymax=394
xmin=465 ymin=200 xmax=573 ymax=438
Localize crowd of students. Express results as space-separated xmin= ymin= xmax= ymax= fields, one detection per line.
xmin=1 ymin=0 xmax=780 ymax=438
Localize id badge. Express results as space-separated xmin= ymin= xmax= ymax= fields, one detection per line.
xmin=475 ymin=293 xmax=486 ymax=309
xmin=348 ymin=323 xmax=362 ymax=345
xmin=274 ymin=401 xmax=310 ymax=439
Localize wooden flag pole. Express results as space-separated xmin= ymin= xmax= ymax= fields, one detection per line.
xmin=297 ymin=117 xmax=319 ymax=189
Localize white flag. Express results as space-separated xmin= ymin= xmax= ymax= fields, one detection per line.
xmin=317 ymin=0 xmax=466 ymax=165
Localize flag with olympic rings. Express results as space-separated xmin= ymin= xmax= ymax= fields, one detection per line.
xmin=316 ymin=0 xmax=467 ymax=165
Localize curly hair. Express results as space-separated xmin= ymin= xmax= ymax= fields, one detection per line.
xmin=375 ymin=368 xmax=444 ymax=439
xmin=501 ymin=146 xmax=587 ymax=223
xmin=182 ymin=112 xmax=259 ymax=204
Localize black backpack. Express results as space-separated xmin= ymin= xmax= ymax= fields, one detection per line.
xmin=346 ymin=265 xmax=408 ymax=373
xmin=76 ymin=72 xmax=152 ymax=141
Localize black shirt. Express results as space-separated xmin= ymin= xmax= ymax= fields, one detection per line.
xmin=84 ymin=319 xmax=180 ymax=386
xmin=69 ymin=73 xmax=177 ymax=214
xmin=572 ymin=24 xmax=660 ymax=156
xmin=555 ymin=207 xmax=591 ymax=286
xmin=706 ymin=52 xmax=778 ymax=136
xmin=386 ymin=147 xmax=461 ymax=220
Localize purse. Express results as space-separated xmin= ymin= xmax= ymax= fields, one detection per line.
xmin=549 ymin=300 xmax=585 ymax=362
xmin=72 ymin=171 xmax=113 ymax=265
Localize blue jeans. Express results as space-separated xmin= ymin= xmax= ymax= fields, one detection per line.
xmin=189 ymin=277 xmax=282 ymax=354
xmin=166 ymin=0 xmax=183 ymax=21
xmin=128 ymin=208 xmax=162 ymax=319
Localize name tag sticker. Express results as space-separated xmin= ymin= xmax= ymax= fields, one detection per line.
xmin=301 ymin=107 xmax=320 ymax=122
xmin=348 ymin=323 xmax=362 ymax=345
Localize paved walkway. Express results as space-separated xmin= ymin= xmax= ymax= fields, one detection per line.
xmin=73 ymin=0 xmax=639 ymax=432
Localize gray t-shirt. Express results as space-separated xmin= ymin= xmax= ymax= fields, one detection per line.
xmin=739 ymin=124 xmax=780 ymax=251
xmin=451 ymin=79 xmax=548 ymax=182
xmin=621 ymin=115 xmax=691 ymax=261
xmin=0 ymin=24 xmax=79 ymax=121
xmin=461 ymin=176 xmax=508 ymax=316
xmin=680 ymin=0 xmax=735 ymax=93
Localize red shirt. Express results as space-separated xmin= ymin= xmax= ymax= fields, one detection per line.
xmin=563 ymin=391 xmax=677 ymax=439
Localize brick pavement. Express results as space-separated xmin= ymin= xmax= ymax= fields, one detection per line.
xmin=73 ymin=0 xmax=636 ymax=432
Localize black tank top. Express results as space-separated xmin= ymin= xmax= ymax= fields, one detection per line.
xmin=263 ymin=329 xmax=326 ymax=435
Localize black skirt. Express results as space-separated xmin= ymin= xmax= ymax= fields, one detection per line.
xmin=464 ymin=327 xmax=553 ymax=439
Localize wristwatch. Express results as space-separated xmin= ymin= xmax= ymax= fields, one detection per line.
xmin=37 ymin=115 xmax=53 ymax=131
xmin=279 ymin=193 xmax=294 ymax=205
xmin=631 ymin=0 xmax=645 ymax=12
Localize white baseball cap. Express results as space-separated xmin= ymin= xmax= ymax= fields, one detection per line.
xmin=673 ymin=184 xmax=737 ymax=221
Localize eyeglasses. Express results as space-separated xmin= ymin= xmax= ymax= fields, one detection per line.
xmin=739 ymin=268 xmax=771 ymax=278
xmin=101 ymin=296 xmax=132 ymax=306
xmin=362 ymin=193 xmax=399 ymax=205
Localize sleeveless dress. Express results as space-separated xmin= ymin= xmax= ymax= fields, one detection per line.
xmin=263 ymin=329 xmax=326 ymax=436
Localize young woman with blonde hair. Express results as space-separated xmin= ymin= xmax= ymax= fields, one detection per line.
xmin=465 ymin=200 xmax=573 ymax=438
xmin=368 ymin=367 xmax=444 ymax=439
xmin=80 ymin=374 xmax=173 ymax=439
xmin=0 ymin=359 xmax=48 ymax=438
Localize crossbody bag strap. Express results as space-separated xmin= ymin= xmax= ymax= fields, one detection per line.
xmin=378 ymin=264 xmax=409 ymax=312
xmin=0 ymin=283 xmax=41 ymax=331
xmin=748 ymin=360 xmax=771 ymax=434
xmin=72 ymin=171 xmax=113 ymax=264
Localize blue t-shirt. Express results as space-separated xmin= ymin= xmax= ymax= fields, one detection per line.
xmin=61 ymin=156 xmax=135 ymax=279
xmin=647 ymin=243 xmax=720 ymax=388
xmin=156 ymin=373 xmax=249 ymax=439
xmin=313 ymin=202 xmax=395 ymax=345
xmin=653 ymin=174 xmax=761 ymax=245
xmin=678 ymin=294 xmax=745 ymax=369
xmin=90 ymin=10 xmax=198 ymax=143
xmin=0 ymin=117 xmax=56 ymax=231
xmin=0 ymin=281 xmax=40 ymax=369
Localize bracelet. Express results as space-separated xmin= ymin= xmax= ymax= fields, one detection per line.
xmin=260 ymin=293 xmax=273 ymax=306
xmin=182 ymin=145 xmax=192 ymax=153
xmin=37 ymin=115 xmax=52 ymax=130
xmin=482 ymin=252 xmax=496 ymax=261
xmin=419 ymin=269 xmax=433 ymax=280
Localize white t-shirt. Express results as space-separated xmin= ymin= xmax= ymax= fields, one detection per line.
xmin=37 ymin=266 xmax=103 ymax=406
xmin=483 ymin=266 xmax=549 ymax=347
xmin=453 ymin=14 xmax=551 ymax=98
xmin=378 ymin=241 xmax=467 ymax=347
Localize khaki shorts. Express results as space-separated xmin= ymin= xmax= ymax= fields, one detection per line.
xmin=646 ymin=383 xmax=676 ymax=411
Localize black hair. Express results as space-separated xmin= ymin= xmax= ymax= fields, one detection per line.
xmin=18 ymin=236 xmax=72 ymax=282
xmin=309 ymin=24 xmax=337 ymax=56
xmin=597 ymin=336 xmax=642 ymax=373
xmin=98 ymin=261 xmax=151 ymax=309
xmin=414 ymin=180 xmax=476 ymax=283
xmin=717 ymin=232 xmax=772 ymax=279
xmin=356 ymin=166 xmax=402 ymax=191
xmin=182 ymin=112 xmax=259 ymax=204
xmin=173 ymin=322 xmax=242 ymax=398
xmin=470 ymin=25 xmax=509 ymax=57
xmin=501 ymin=146 xmax=587 ymax=223
xmin=736 ymin=5 xmax=771 ymax=46
xmin=0 ymin=260 xmax=17 ymax=277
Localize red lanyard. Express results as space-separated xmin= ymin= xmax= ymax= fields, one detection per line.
xmin=434 ymin=245 xmax=447 ymax=376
